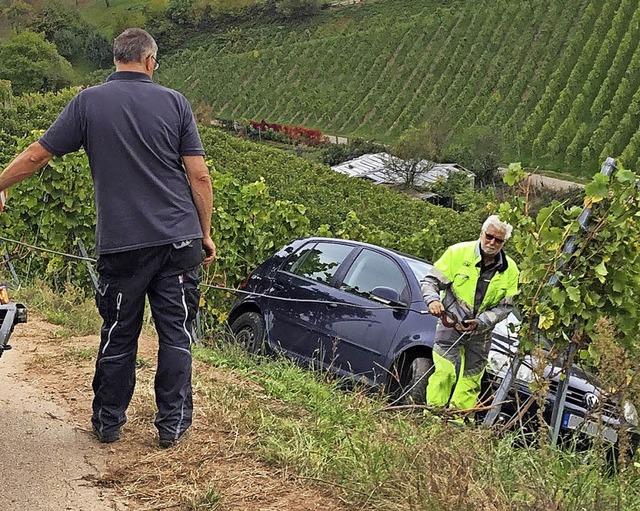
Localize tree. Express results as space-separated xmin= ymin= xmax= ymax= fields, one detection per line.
xmin=111 ymin=12 xmax=147 ymax=39
xmin=30 ymin=2 xmax=82 ymax=44
xmin=2 ymin=0 xmax=33 ymax=32
xmin=446 ymin=125 xmax=503 ymax=187
xmin=428 ymin=170 xmax=489 ymax=212
xmin=383 ymin=122 xmax=449 ymax=190
xmin=0 ymin=80 xmax=12 ymax=108
xmin=320 ymin=143 xmax=350 ymax=166
xmin=0 ymin=31 xmax=75 ymax=95
xmin=84 ymin=32 xmax=113 ymax=69
xmin=166 ymin=0 xmax=195 ymax=25
xmin=29 ymin=2 xmax=112 ymax=67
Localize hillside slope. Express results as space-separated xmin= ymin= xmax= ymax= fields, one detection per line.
xmin=161 ymin=0 xmax=640 ymax=175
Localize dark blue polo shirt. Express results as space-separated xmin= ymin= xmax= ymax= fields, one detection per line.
xmin=39 ymin=71 xmax=205 ymax=255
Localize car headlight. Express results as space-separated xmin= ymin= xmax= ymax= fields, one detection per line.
xmin=623 ymin=401 xmax=638 ymax=427
xmin=515 ymin=364 xmax=534 ymax=384
xmin=486 ymin=351 xmax=534 ymax=384
xmin=487 ymin=351 xmax=510 ymax=377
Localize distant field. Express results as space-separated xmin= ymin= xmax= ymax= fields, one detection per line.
xmin=159 ymin=0 xmax=640 ymax=176
xmin=81 ymin=0 xmax=274 ymax=36
xmin=1 ymin=0 xmax=270 ymax=39
xmin=0 ymin=0 xmax=110 ymax=39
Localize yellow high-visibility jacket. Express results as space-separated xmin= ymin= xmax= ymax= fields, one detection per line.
xmin=422 ymin=240 xmax=519 ymax=330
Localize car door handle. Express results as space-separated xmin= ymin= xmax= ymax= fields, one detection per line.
xmin=326 ymin=302 xmax=338 ymax=309
xmin=272 ymin=283 xmax=285 ymax=291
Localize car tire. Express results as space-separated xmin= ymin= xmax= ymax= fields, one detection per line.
xmin=400 ymin=356 xmax=433 ymax=405
xmin=230 ymin=312 xmax=266 ymax=354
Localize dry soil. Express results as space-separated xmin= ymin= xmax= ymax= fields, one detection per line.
xmin=0 ymin=317 xmax=350 ymax=511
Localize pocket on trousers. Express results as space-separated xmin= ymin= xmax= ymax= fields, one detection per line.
xmin=97 ymin=251 xmax=139 ymax=277
xmin=182 ymin=269 xmax=200 ymax=323
xmin=95 ymin=281 xmax=111 ymax=323
xmin=171 ymin=239 xmax=204 ymax=271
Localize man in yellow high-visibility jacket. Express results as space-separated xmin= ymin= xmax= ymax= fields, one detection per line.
xmin=421 ymin=215 xmax=519 ymax=413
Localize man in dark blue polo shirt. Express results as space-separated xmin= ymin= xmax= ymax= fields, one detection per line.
xmin=0 ymin=28 xmax=215 ymax=448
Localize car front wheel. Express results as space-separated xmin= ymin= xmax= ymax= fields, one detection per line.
xmin=230 ymin=312 xmax=266 ymax=354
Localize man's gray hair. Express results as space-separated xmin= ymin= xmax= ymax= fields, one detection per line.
xmin=113 ymin=28 xmax=158 ymax=64
xmin=482 ymin=215 xmax=513 ymax=240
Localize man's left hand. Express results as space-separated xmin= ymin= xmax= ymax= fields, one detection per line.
xmin=202 ymin=236 xmax=216 ymax=265
xmin=456 ymin=319 xmax=479 ymax=333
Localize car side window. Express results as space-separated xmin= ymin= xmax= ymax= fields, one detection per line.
xmin=340 ymin=249 xmax=407 ymax=299
xmin=285 ymin=242 xmax=353 ymax=284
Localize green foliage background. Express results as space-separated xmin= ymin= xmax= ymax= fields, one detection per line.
xmin=0 ymin=31 xmax=75 ymax=95
xmin=6 ymin=86 xmax=640 ymax=357
xmin=502 ymin=162 xmax=640 ymax=352
xmin=0 ymin=93 xmax=481 ymax=301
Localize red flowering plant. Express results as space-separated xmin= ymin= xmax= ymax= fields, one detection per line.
xmin=245 ymin=119 xmax=329 ymax=147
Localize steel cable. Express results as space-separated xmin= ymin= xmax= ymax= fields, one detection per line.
xmin=0 ymin=235 xmax=521 ymax=414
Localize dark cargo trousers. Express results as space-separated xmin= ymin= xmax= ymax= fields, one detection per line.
xmin=91 ymin=240 xmax=202 ymax=443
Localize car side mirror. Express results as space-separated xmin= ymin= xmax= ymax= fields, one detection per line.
xmin=370 ymin=286 xmax=406 ymax=308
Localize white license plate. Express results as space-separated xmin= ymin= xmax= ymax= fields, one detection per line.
xmin=563 ymin=412 xmax=618 ymax=443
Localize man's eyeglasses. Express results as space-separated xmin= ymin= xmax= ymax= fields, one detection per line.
xmin=483 ymin=231 xmax=505 ymax=244
xmin=149 ymin=54 xmax=159 ymax=71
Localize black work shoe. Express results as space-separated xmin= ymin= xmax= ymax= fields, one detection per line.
xmin=158 ymin=431 xmax=188 ymax=449
xmin=93 ymin=425 xmax=121 ymax=444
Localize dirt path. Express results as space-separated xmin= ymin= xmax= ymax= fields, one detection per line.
xmin=0 ymin=318 xmax=350 ymax=511
xmin=524 ymin=172 xmax=585 ymax=191
xmin=498 ymin=167 xmax=585 ymax=191
xmin=0 ymin=340 xmax=125 ymax=511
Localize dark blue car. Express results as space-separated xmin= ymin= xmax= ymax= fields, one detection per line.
xmin=227 ymin=237 xmax=638 ymax=446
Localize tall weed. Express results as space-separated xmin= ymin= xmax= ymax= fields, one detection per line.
xmin=14 ymin=281 xmax=100 ymax=336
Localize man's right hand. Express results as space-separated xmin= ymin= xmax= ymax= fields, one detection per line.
xmin=428 ymin=300 xmax=445 ymax=316
xmin=202 ymin=236 xmax=216 ymax=265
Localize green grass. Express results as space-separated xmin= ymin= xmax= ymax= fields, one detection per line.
xmin=80 ymin=0 xmax=150 ymax=36
xmin=194 ymin=340 xmax=640 ymax=510
xmin=65 ymin=346 xmax=97 ymax=360
xmin=10 ymin=279 xmax=640 ymax=508
xmin=189 ymin=487 xmax=222 ymax=510
xmin=14 ymin=282 xmax=102 ymax=337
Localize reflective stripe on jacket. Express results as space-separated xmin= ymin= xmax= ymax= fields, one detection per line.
xmin=421 ymin=240 xmax=519 ymax=331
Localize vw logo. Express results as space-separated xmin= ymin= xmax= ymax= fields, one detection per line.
xmin=584 ymin=393 xmax=599 ymax=409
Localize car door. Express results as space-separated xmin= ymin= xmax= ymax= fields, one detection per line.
xmin=265 ymin=241 xmax=355 ymax=365
xmin=314 ymin=248 xmax=410 ymax=384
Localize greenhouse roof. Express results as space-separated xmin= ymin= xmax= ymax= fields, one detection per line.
xmin=331 ymin=153 xmax=474 ymax=188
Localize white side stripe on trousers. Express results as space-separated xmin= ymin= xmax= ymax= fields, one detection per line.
xmin=102 ymin=292 xmax=122 ymax=354
xmin=179 ymin=274 xmax=193 ymax=346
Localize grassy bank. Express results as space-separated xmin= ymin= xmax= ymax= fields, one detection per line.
xmin=193 ymin=339 xmax=640 ymax=510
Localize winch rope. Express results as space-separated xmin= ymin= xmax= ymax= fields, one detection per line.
xmin=0 ymin=234 xmax=519 ymax=413
xmin=0 ymin=236 xmax=97 ymax=262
